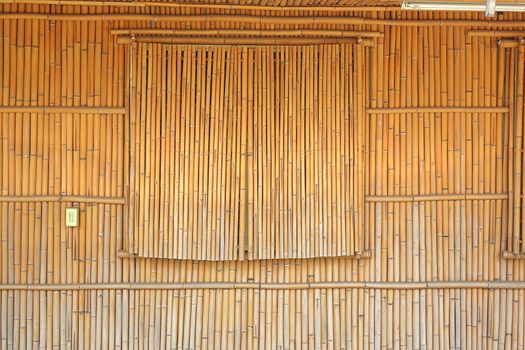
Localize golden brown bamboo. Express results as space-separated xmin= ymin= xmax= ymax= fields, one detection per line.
xmin=365 ymin=193 xmax=509 ymax=202
xmin=2 ymin=13 xmax=525 ymax=28
xmin=366 ymin=106 xmax=509 ymax=113
xmin=0 ymin=195 xmax=126 ymax=204
xmin=0 ymin=106 xmax=125 ymax=114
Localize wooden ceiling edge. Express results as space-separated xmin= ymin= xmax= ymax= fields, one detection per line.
xmin=0 ymin=0 xmax=403 ymax=12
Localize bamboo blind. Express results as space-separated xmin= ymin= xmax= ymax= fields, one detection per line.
xmin=129 ymin=43 xmax=366 ymax=260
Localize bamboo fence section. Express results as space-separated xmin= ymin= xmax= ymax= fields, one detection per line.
xmin=1 ymin=5 xmax=525 ymax=350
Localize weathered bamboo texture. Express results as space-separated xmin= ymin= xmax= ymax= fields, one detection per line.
xmin=0 ymin=5 xmax=524 ymax=350
xmin=129 ymin=43 xmax=365 ymax=260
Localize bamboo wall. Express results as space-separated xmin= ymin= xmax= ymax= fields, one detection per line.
xmin=1 ymin=2 xmax=525 ymax=349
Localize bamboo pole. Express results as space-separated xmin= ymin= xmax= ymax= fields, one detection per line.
xmin=116 ymin=36 xmax=367 ymax=46
xmin=0 ymin=195 xmax=126 ymax=204
xmin=365 ymin=193 xmax=509 ymax=202
xmin=111 ymin=29 xmax=384 ymax=38
xmin=2 ymin=13 xmax=525 ymax=28
xmin=468 ymin=29 xmax=525 ymax=37
xmin=366 ymin=106 xmax=509 ymax=113
xmin=0 ymin=106 xmax=125 ymax=114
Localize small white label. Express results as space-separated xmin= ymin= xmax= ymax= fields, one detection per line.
xmin=65 ymin=207 xmax=79 ymax=227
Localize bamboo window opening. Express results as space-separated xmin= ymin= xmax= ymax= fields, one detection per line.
xmin=128 ymin=43 xmax=367 ymax=260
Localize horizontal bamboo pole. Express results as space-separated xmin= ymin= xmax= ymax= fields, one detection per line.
xmin=365 ymin=193 xmax=509 ymax=202
xmin=111 ymin=28 xmax=384 ymax=37
xmin=116 ymin=35 xmax=370 ymax=46
xmin=2 ymin=13 xmax=525 ymax=27
xmin=501 ymin=251 xmax=525 ymax=259
xmin=0 ymin=0 xmax=402 ymax=12
xmin=0 ymin=106 xmax=126 ymax=114
xmin=116 ymin=249 xmax=373 ymax=259
xmin=2 ymin=280 xmax=525 ymax=291
xmin=0 ymin=195 xmax=126 ymax=204
xmin=498 ymin=38 xmax=524 ymax=48
xmin=366 ymin=106 xmax=510 ymax=114
xmin=468 ymin=29 xmax=525 ymax=37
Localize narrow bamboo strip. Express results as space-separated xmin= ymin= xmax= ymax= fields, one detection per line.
xmin=111 ymin=29 xmax=384 ymax=37
xmin=365 ymin=193 xmax=509 ymax=202
xmin=0 ymin=106 xmax=125 ymax=113
xmin=2 ymin=13 xmax=525 ymax=28
xmin=366 ymin=106 xmax=509 ymax=113
xmin=0 ymin=195 xmax=126 ymax=204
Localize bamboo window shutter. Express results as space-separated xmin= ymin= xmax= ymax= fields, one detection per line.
xmin=127 ymin=43 xmax=367 ymax=260
xmin=507 ymin=40 xmax=525 ymax=257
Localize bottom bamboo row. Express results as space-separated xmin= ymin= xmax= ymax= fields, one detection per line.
xmin=1 ymin=287 xmax=523 ymax=349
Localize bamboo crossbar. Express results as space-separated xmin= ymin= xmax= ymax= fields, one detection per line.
xmin=501 ymin=251 xmax=525 ymax=259
xmin=366 ymin=193 xmax=509 ymax=202
xmin=0 ymin=0 xmax=402 ymax=12
xmin=366 ymin=106 xmax=510 ymax=114
xmin=468 ymin=29 xmax=525 ymax=37
xmin=2 ymin=281 xmax=525 ymax=291
xmin=117 ymin=35 xmax=369 ymax=46
xmin=111 ymin=29 xmax=384 ymax=38
xmin=498 ymin=38 xmax=524 ymax=48
xmin=0 ymin=195 xmax=126 ymax=204
xmin=0 ymin=106 xmax=126 ymax=114
xmin=3 ymin=13 xmax=525 ymax=27
xmin=117 ymin=249 xmax=372 ymax=259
